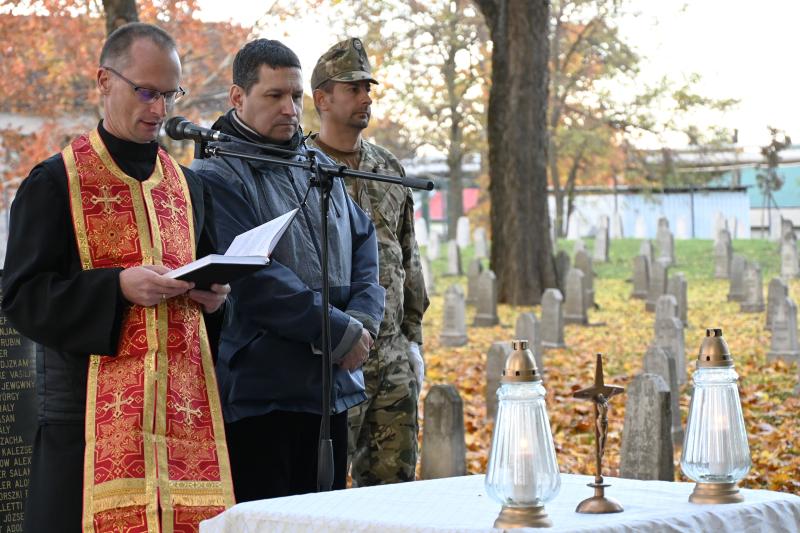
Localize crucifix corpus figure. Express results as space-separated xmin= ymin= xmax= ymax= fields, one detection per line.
xmin=572 ymin=352 xmax=625 ymax=514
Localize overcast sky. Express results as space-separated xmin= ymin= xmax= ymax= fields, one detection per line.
xmin=196 ymin=0 xmax=800 ymax=151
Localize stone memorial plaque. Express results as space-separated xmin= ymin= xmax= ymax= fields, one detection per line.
xmin=727 ymin=255 xmax=747 ymax=302
xmin=631 ymin=255 xmax=649 ymax=300
xmin=473 ymin=227 xmax=488 ymax=260
xmin=646 ymin=259 xmax=669 ymax=312
xmin=541 ymin=289 xmax=565 ymax=349
xmin=620 ymin=373 xmax=674 ymax=481
xmin=465 ymin=259 xmax=483 ymax=306
xmin=767 ymin=297 xmax=800 ymax=362
xmin=554 ymin=250 xmax=571 ymax=295
xmin=427 ymin=230 xmax=441 ymax=261
xmin=639 ymin=240 xmax=654 ymax=269
xmin=445 ymin=240 xmax=462 ymax=276
xmin=667 ymin=273 xmax=688 ymax=327
xmin=0 ymin=279 xmax=37 ymax=531
xmin=564 ymin=268 xmax=588 ymax=325
xmin=740 ymin=262 xmax=765 ymax=313
xmin=485 ymin=342 xmax=512 ymax=421
xmin=440 ymin=285 xmax=468 ymax=347
xmin=573 ymin=250 xmax=594 ymax=307
xmin=714 ymin=229 xmax=732 ymax=279
xmin=766 ymin=277 xmax=789 ymax=331
xmin=780 ymin=232 xmax=799 ymax=280
xmin=456 ymin=216 xmax=470 ymax=249
xmin=473 ymin=270 xmax=500 ymax=327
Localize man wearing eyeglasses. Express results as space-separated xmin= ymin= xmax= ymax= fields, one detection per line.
xmin=1 ymin=22 xmax=234 ymax=532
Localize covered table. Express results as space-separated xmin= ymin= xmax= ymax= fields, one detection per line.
xmin=200 ymin=473 xmax=800 ymax=532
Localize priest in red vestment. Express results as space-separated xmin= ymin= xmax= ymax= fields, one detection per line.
xmin=1 ymin=22 xmax=234 ymax=533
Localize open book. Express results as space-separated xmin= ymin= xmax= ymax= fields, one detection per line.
xmin=166 ymin=208 xmax=299 ymax=289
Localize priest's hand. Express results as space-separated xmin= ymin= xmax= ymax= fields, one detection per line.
xmin=120 ymin=265 xmax=194 ymax=307
xmin=338 ymin=328 xmax=373 ymax=371
xmin=189 ymin=283 xmax=230 ymax=314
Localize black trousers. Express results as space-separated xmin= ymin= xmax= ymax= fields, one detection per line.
xmin=24 ymin=423 xmax=84 ymax=533
xmin=224 ymin=410 xmax=348 ymax=502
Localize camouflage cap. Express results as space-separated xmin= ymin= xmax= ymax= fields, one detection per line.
xmin=311 ymin=38 xmax=379 ymax=90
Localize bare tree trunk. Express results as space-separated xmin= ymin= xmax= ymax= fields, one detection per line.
xmin=476 ymin=0 xmax=555 ymax=305
xmin=103 ymin=0 xmax=138 ymax=35
xmin=443 ymin=19 xmax=465 ymax=240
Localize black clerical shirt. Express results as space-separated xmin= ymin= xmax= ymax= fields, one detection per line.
xmin=1 ymin=121 xmax=220 ymax=424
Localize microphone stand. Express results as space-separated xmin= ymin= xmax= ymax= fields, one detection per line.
xmin=191 ymin=137 xmax=433 ymax=492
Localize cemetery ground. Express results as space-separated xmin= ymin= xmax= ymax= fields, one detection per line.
xmin=417 ymin=237 xmax=799 ymax=494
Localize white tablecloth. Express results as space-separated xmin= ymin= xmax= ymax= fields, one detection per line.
xmin=200 ymin=474 xmax=800 ymax=533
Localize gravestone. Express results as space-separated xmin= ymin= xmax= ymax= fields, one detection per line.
xmin=485 ymin=342 xmax=512 ymax=421
xmin=620 ymin=373 xmax=674 ymax=481
xmin=654 ymin=312 xmax=686 ymax=385
xmin=466 ymin=258 xmax=483 ymax=306
xmin=415 ymin=217 xmax=429 ymax=247
xmin=634 ymin=215 xmax=647 ymax=239
xmin=643 ymin=344 xmax=683 ymax=445
xmin=427 ymin=230 xmax=441 ymax=261
xmin=564 ymin=268 xmax=588 ymax=325
xmin=714 ymin=229 xmax=732 ymax=279
xmin=780 ymin=231 xmax=799 ymax=280
xmin=515 ymin=312 xmax=543 ymax=372
xmin=440 ymin=285 xmax=468 ymax=346
xmin=456 ymin=216 xmax=470 ymax=249
xmin=729 ymin=216 xmax=739 ymax=239
xmin=445 ymin=239 xmax=462 ymax=276
xmin=574 ymin=238 xmax=586 ymax=254
xmin=421 ymin=255 xmax=436 ymax=296
xmin=767 ymin=297 xmax=800 ymax=362
xmin=541 ymin=289 xmax=566 ymax=349
xmin=769 ymin=212 xmax=783 ymax=241
xmin=646 ymin=259 xmax=669 ymax=312
xmin=573 ymin=250 xmax=595 ymax=307
xmin=675 ymin=216 xmax=689 ymax=239
xmin=654 ymin=294 xmax=678 ymax=325
xmin=639 ymin=240 xmax=654 ymax=269
xmin=473 ymin=270 xmax=500 ymax=327
xmin=656 ymin=218 xmax=674 ymax=266
xmin=0 ymin=282 xmax=37 ymax=532
xmin=473 ymin=227 xmax=488 ymax=260
xmin=727 ymin=255 xmax=747 ymax=302
xmin=420 ymin=384 xmax=467 ymax=479
xmin=766 ymin=277 xmax=789 ymax=331
xmin=593 ymin=218 xmax=610 ymax=263
xmin=667 ymin=273 xmax=688 ymax=327
xmin=631 ymin=255 xmax=649 ymax=300
xmin=740 ymin=262 xmax=765 ymax=313
xmin=781 ymin=217 xmax=794 ymax=240
xmin=555 ymin=250 xmax=571 ymax=295
xmin=714 ymin=212 xmax=728 ymax=240
xmin=610 ymin=213 xmax=624 ymax=239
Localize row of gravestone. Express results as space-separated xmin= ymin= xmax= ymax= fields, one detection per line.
xmin=417 ymin=218 xmax=490 ymax=263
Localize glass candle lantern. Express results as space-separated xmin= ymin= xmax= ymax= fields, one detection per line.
xmin=485 ymin=340 xmax=561 ymax=528
xmin=681 ymin=328 xmax=751 ymax=504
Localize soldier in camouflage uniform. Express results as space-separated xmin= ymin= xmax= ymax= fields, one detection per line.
xmin=308 ymin=37 xmax=430 ymax=486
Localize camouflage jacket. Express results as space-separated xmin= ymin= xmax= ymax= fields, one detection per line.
xmin=307 ymin=135 xmax=429 ymax=344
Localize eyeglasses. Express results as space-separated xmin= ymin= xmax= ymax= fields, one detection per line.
xmin=102 ymin=66 xmax=186 ymax=107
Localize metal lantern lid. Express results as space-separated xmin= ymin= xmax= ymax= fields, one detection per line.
xmin=697 ymin=328 xmax=735 ymax=368
xmin=501 ymin=340 xmax=542 ymax=383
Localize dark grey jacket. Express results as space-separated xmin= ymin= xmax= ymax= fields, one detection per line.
xmin=191 ymin=112 xmax=385 ymax=422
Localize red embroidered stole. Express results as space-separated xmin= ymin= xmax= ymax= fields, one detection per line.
xmin=62 ymin=130 xmax=234 ymax=533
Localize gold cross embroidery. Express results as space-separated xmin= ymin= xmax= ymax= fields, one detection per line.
xmin=100 ymin=391 xmax=134 ymax=418
xmin=90 ymin=184 xmax=123 ymax=214
xmin=161 ymin=195 xmax=184 ymax=221
xmin=174 ymin=396 xmax=202 ymax=426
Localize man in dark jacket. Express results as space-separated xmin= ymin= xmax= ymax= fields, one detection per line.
xmin=191 ymin=39 xmax=384 ymax=501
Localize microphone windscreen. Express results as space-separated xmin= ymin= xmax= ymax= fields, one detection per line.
xmin=165 ymin=116 xmax=188 ymax=140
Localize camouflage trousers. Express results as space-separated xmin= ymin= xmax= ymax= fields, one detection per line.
xmin=348 ymin=332 xmax=419 ymax=487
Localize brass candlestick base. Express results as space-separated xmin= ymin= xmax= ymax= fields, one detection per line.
xmin=494 ymin=505 xmax=553 ymax=528
xmin=689 ymin=482 xmax=744 ymax=504
xmin=575 ymin=477 xmax=624 ymax=514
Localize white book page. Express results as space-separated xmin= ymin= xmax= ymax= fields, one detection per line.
xmin=224 ymin=208 xmax=299 ymax=257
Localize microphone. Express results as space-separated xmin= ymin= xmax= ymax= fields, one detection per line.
xmin=165 ymin=116 xmax=232 ymax=143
